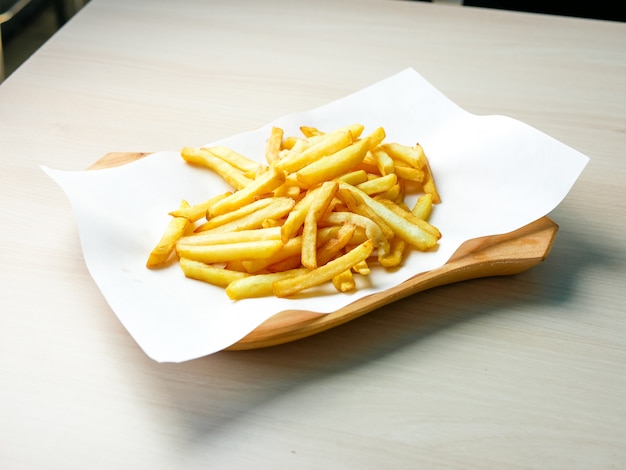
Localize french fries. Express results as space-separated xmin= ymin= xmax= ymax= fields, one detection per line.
xmin=146 ymin=123 xmax=442 ymax=299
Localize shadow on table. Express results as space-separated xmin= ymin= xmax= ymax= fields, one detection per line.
xmin=139 ymin=217 xmax=618 ymax=441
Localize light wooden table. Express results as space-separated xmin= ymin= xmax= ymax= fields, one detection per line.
xmin=1 ymin=0 xmax=625 ymax=468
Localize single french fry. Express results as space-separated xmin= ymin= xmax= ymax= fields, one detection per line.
xmin=196 ymin=197 xmax=295 ymax=233
xmin=316 ymin=223 xmax=356 ymax=266
xmin=240 ymin=236 xmax=303 ymax=273
xmin=265 ymin=254 xmax=303 ymax=273
xmin=394 ymin=164 xmax=425 ymax=183
xmin=273 ymin=130 xmax=354 ymax=173
xmin=417 ymin=143 xmax=441 ymax=204
xmin=295 ymin=137 xmax=370 ymax=189
xmin=273 ymin=240 xmax=374 ymax=298
xmin=178 ymin=226 xmax=282 ymax=246
xmin=296 ymin=127 xmax=386 ymax=189
xmin=301 ymin=181 xmax=339 ymax=269
xmin=376 ymin=197 xmax=441 ymax=239
xmin=337 ymin=123 xmax=366 ymax=140
xmin=335 ymin=169 xmax=369 ymax=185
xmin=226 ymin=268 xmax=309 ymax=300
xmin=176 ymin=239 xmax=284 ymax=265
xmin=300 ymin=212 xmax=318 ymax=269
xmin=323 ymin=211 xmax=390 ymax=257
xmin=168 ymin=191 xmax=232 ymax=222
xmin=146 ymin=200 xmax=192 ymax=268
xmin=351 ymin=259 xmax=370 ymax=275
xmin=412 ymin=193 xmax=434 ymax=220
xmin=225 ymin=259 xmax=247 ymax=272
xmin=181 ymin=147 xmax=253 ymax=190
xmin=299 ymin=126 xmax=323 ymax=138
xmin=179 ymin=257 xmax=250 ymax=288
xmin=198 ymin=197 xmax=275 ymax=231
xmin=206 ymin=145 xmax=263 ymax=174
xmin=302 ymin=124 xmax=365 ymax=140
xmin=332 ymin=269 xmax=356 ymax=293
xmin=265 ymin=126 xmax=284 ymax=165
xmin=371 ymin=148 xmax=395 ymax=176
xmin=356 ymin=173 xmax=398 ymax=196
xmin=279 ymin=182 xmax=326 ymax=243
xmin=380 ymin=142 xmax=423 ymax=169
xmin=208 ymin=167 xmax=286 ymax=218
xmin=378 ymin=237 xmax=407 ymax=268
xmin=375 ymin=182 xmax=404 ymax=203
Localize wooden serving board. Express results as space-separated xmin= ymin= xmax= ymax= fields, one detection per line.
xmin=90 ymin=152 xmax=559 ymax=350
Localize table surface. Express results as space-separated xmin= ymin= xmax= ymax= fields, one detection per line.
xmin=1 ymin=0 xmax=625 ymax=468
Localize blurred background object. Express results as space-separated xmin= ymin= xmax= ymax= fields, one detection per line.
xmin=2 ymin=0 xmax=623 ymax=83
xmin=1 ymin=0 xmax=88 ymax=81
xmin=462 ymin=0 xmax=626 ymax=22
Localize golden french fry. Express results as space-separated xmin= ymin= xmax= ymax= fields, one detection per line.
xmin=376 ymin=182 xmax=404 ymax=203
xmin=376 ymin=197 xmax=441 ymax=239
xmin=265 ymin=254 xmax=303 ymax=273
xmin=273 ymin=130 xmax=354 ymax=173
xmin=371 ymin=148 xmax=395 ymax=176
xmin=273 ymin=239 xmax=374 ymax=298
xmin=380 ymin=142 xmax=424 ymax=169
xmin=300 ymin=213 xmax=318 ymax=269
xmin=261 ymin=218 xmax=283 ymax=228
xmin=356 ymin=173 xmax=398 ymax=196
xmin=240 ymin=236 xmax=303 ymax=273
xmin=316 ymin=223 xmax=356 ymax=266
xmin=226 ymin=268 xmax=309 ymax=300
xmin=225 ymin=259 xmax=247 ymax=272
xmin=197 ymin=197 xmax=276 ymax=231
xmin=196 ymin=197 xmax=295 ymax=233
xmin=336 ymin=169 xmax=369 ymax=185
xmin=265 ymin=126 xmax=284 ymax=165
xmin=179 ymin=257 xmax=249 ymax=288
xmin=323 ymin=211 xmax=390 ymax=258
xmin=168 ymin=191 xmax=232 ymax=222
xmin=176 ymin=239 xmax=284 ymax=265
xmin=178 ymin=226 xmax=282 ymax=246
xmin=299 ymin=126 xmax=323 ymax=138
xmin=146 ymin=200 xmax=192 ymax=269
xmin=295 ymin=137 xmax=370 ymax=189
xmin=394 ymin=164 xmax=425 ymax=183
xmin=332 ymin=269 xmax=356 ymax=293
xmin=301 ymin=181 xmax=339 ymax=268
xmin=412 ymin=193 xmax=433 ymax=220
xmin=337 ymin=123 xmax=366 ymax=140
xmin=206 ymin=145 xmax=263 ymax=174
xmin=181 ymin=147 xmax=253 ymax=190
xmin=279 ymin=182 xmax=326 ymax=243
xmin=378 ymin=237 xmax=407 ymax=268
xmin=418 ymin=143 xmax=441 ymax=204
xmin=296 ymin=127 xmax=386 ymax=189
xmin=208 ymin=166 xmax=286 ymax=218
xmin=351 ymin=259 xmax=370 ymax=275
xmin=301 ymin=124 xmax=365 ymax=140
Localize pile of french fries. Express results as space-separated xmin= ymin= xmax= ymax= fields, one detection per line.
xmin=146 ymin=124 xmax=441 ymax=299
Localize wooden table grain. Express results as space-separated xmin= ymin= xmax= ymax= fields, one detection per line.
xmin=1 ymin=0 xmax=624 ymax=468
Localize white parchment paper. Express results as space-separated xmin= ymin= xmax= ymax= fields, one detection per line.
xmin=43 ymin=69 xmax=589 ymax=362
